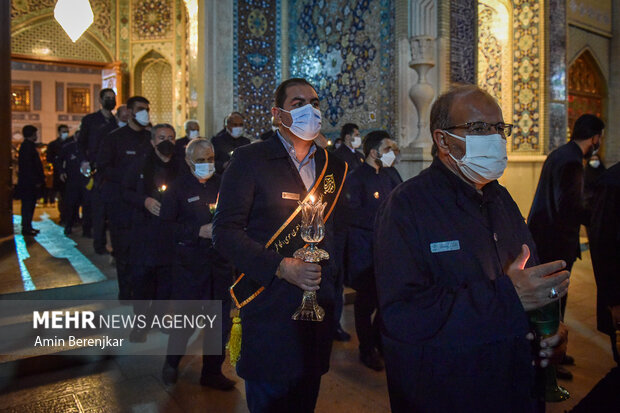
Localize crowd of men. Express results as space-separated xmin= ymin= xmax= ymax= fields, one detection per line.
xmin=13 ymin=79 xmax=619 ymax=412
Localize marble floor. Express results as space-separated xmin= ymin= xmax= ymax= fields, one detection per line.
xmin=0 ymin=204 xmax=616 ymax=412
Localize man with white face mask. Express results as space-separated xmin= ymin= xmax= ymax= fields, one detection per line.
xmin=213 ymin=78 xmax=347 ymax=412
xmin=158 ymin=138 xmax=235 ymax=389
xmin=97 ymin=96 xmax=151 ymax=300
xmin=211 ymin=112 xmax=251 ymax=174
xmin=340 ymin=130 xmax=401 ymax=371
xmin=174 ymin=120 xmax=200 ymax=165
xmin=375 ymin=85 xmax=570 ymax=412
xmin=334 ymin=122 xmax=365 ymax=173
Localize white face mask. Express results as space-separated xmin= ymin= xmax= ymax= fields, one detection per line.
xmin=188 ymin=129 xmax=200 ymax=139
xmin=135 ymin=109 xmax=150 ymax=126
xmin=193 ymin=162 xmax=215 ymax=179
xmin=351 ymin=136 xmax=362 ymax=149
xmin=380 ymin=150 xmax=396 ymax=167
xmin=589 ymin=159 xmax=601 ymax=168
xmin=444 ymin=131 xmax=507 ymax=184
xmin=230 ymin=127 xmax=244 ymax=138
xmin=118 ymin=121 xmax=127 ymax=128
xmin=60 ymin=132 xmax=69 ymax=140
xmin=279 ymin=104 xmax=322 ymax=141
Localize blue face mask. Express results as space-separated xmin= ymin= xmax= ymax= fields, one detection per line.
xmin=279 ymin=104 xmax=322 ymax=141
xmin=444 ymin=130 xmax=507 ymax=184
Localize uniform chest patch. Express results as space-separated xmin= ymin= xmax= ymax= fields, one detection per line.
xmin=187 ymin=196 xmax=200 ymax=203
xmin=430 ymin=240 xmax=460 ymax=253
xmin=126 ymin=150 xmax=136 ymax=155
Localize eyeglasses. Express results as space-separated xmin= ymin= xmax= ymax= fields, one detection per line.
xmin=445 ymin=121 xmax=513 ymax=137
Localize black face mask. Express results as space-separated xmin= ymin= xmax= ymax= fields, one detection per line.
xmin=102 ymin=98 xmax=116 ymax=111
xmin=156 ymin=140 xmax=175 ymax=157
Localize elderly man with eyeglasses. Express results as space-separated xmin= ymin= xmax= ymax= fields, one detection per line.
xmin=374 ymin=85 xmax=570 ymax=412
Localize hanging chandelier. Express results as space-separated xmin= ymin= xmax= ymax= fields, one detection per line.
xmin=54 ymin=0 xmax=94 ymax=43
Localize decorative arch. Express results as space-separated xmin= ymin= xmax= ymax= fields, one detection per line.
xmin=134 ymin=50 xmax=173 ymax=125
xmin=568 ymin=48 xmax=607 ymax=139
xmin=11 ymin=14 xmax=113 ymax=63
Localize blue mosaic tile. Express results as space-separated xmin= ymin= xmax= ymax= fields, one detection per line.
xmin=288 ymin=0 xmax=395 ymax=136
xmin=233 ymin=0 xmax=279 ymax=139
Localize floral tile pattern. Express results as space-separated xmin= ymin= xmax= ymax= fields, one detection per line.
xmin=288 ymin=0 xmax=395 ymax=137
xmin=234 ymin=0 xmax=279 ymax=139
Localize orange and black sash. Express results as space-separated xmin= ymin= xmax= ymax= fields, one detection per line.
xmin=230 ymin=148 xmax=348 ymax=309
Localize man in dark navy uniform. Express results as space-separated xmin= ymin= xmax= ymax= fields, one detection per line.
xmin=16 ymin=125 xmax=44 ymax=236
xmin=122 ymin=123 xmax=178 ymax=342
xmin=46 ymin=124 xmax=70 ymax=224
xmin=213 ymin=78 xmax=346 ymax=413
xmin=375 ymin=85 xmax=571 ymax=412
xmin=341 ymin=130 xmax=400 ymax=371
xmin=58 ymin=131 xmax=91 ymax=236
xmin=333 ymin=123 xmax=364 ymax=172
xmin=211 ymin=112 xmax=251 ymax=174
xmin=97 ymin=96 xmax=151 ymax=300
xmin=160 ymin=138 xmax=235 ymax=389
xmin=79 ymin=88 xmax=119 ymax=254
xmin=173 ymin=119 xmax=200 ymax=164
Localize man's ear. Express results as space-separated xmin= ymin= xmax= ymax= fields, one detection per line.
xmin=432 ymin=129 xmax=448 ymax=152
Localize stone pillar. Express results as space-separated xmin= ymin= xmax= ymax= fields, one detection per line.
xmin=547 ymin=0 xmax=568 ymax=153
xmin=408 ymin=35 xmax=435 ymax=149
xmin=0 ymin=0 xmax=13 ymax=244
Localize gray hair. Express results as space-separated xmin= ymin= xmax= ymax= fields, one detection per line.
xmin=184 ymin=119 xmax=199 ymax=131
xmin=151 ymin=123 xmax=176 ymax=140
xmin=185 ymin=138 xmax=214 ymax=159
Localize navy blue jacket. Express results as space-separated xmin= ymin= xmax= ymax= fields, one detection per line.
xmin=341 ymin=163 xmax=399 ymax=290
xmin=333 ymin=144 xmax=364 ymax=173
xmin=122 ymin=149 xmax=177 ymax=266
xmin=16 ymin=139 xmax=44 ymax=198
xmin=374 ymin=159 xmax=536 ymax=412
xmin=58 ymin=138 xmax=88 ymax=188
xmin=211 ymin=129 xmax=251 ymax=174
xmin=78 ymin=110 xmax=118 ymax=164
xmin=213 ymin=137 xmax=343 ymax=381
xmin=97 ymin=125 xmax=151 ymax=227
xmin=588 ymin=162 xmax=620 ymax=336
xmin=528 ymin=140 xmax=589 ymax=265
xmin=160 ymin=166 xmax=233 ymax=300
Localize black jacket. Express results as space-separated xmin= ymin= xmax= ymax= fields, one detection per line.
xmin=58 ymin=138 xmax=88 ymax=188
xmin=212 ymin=137 xmax=344 ymax=381
xmin=97 ymin=125 xmax=151 ymax=227
xmin=527 ymin=140 xmax=589 ymax=265
xmin=122 ymin=149 xmax=178 ymax=266
xmin=160 ymin=166 xmax=233 ymax=300
xmin=16 ymin=139 xmax=45 ymax=198
xmin=374 ymin=159 xmax=536 ymax=412
xmin=333 ymin=144 xmax=364 ymax=173
xmin=78 ymin=110 xmax=118 ymax=165
xmin=587 ymin=162 xmax=620 ymax=336
xmin=211 ymin=129 xmax=251 ymax=174
xmin=341 ymin=163 xmax=399 ymax=290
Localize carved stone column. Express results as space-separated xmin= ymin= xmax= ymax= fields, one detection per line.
xmin=408 ymin=35 xmax=436 ymax=148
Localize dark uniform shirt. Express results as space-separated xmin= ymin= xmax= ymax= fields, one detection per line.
xmin=78 ymin=110 xmax=118 ymax=165
xmin=97 ymin=125 xmax=151 ymax=227
xmin=58 ymin=138 xmax=88 ymax=187
xmin=211 ymin=129 xmax=251 ymax=174
xmin=341 ymin=163 xmax=399 ymax=290
xmin=333 ymin=144 xmax=364 ymax=173
xmin=528 ymin=140 xmax=589 ymax=266
xmin=374 ymin=158 xmax=536 ymax=412
xmin=122 ymin=149 xmax=177 ymax=266
xmin=16 ymin=139 xmax=45 ymax=197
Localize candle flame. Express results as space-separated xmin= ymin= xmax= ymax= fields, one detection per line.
xmin=160 ymin=185 xmax=167 ymax=192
